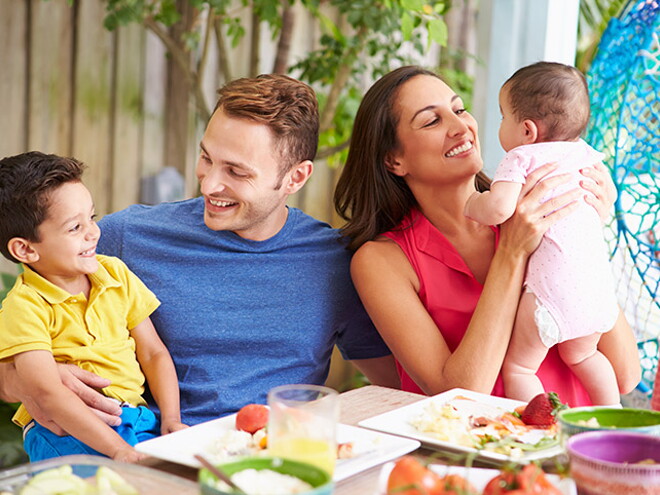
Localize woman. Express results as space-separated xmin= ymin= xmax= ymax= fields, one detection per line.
xmin=334 ymin=66 xmax=640 ymax=406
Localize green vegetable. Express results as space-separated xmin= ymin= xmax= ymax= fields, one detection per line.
xmin=18 ymin=465 xmax=138 ymax=495
xmin=95 ymin=467 xmax=138 ymax=495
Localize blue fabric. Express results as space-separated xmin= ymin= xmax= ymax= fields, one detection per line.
xmin=23 ymin=406 xmax=159 ymax=462
xmin=98 ymin=198 xmax=390 ymax=425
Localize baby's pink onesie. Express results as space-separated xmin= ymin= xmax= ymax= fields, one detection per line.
xmin=493 ymin=140 xmax=619 ymax=346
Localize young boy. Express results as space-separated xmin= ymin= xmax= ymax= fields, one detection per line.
xmin=0 ymin=151 xmax=187 ymax=463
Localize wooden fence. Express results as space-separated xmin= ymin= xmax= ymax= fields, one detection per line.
xmin=0 ymin=0 xmax=359 ymax=386
xmin=0 ymin=0 xmax=339 ymax=227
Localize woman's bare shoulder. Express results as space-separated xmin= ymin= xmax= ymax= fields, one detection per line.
xmin=351 ymin=236 xmax=418 ymax=289
xmin=353 ymin=236 xmax=404 ymax=264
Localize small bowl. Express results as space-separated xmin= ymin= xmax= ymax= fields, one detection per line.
xmin=558 ymin=406 xmax=660 ymax=445
xmin=199 ymin=456 xmax=333 ymax=495
xmin=567 ymin=431 xmax=660 ymax=495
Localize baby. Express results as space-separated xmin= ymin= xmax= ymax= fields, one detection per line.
xmin=0 ymin=151 xmax=187 ymax=462
xmin=464 ymin=61 xmax=622 ymax=405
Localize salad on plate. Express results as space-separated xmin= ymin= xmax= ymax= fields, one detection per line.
xmin=358 ymin=389 xmax=567 ymax=463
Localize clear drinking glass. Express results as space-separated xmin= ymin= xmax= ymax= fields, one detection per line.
xmin=267 ymin=384 xmax=339 ymax=476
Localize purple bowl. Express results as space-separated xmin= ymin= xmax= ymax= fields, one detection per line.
xmin=567 ymin=431 xmax=660 ymax=495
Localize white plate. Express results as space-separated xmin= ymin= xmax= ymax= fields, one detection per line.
xmin=376 ymin=462 xmax=577 ymax=495
xmin=358 ymin=388 xmax=563 ymax=465
xmin=135 ymin=415 xmax=420 ymax=482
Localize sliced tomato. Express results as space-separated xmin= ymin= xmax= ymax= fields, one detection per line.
xmin=235 ymin=403 xmax=269 ymax=434
xmin=387 ymin=456 xmax=444 ymax=495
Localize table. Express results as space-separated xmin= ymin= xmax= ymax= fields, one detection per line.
xmin=141 ymin=385 xmax=426 ymax=494
xmin=335 ymin=385 xmax=427 ymax=494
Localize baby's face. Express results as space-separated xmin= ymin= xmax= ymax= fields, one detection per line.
xmin=497 ymin=86 xmax=526 ymax=152
xmin=29 ymin=181 xmax=100 ymax=287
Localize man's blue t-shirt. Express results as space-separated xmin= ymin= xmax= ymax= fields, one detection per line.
xmin=98 ymin=197 xmax=389 ymax=425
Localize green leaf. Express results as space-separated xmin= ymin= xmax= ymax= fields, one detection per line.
xmin=427 ymin=17 xmax=448 ymax=46
xmin=401 ymin=12 xmax=414 ymax=41
xmin=154 ymin=0 xmax=180 ymax=27
xmin=317 ymin=12 xmax=344 ymax=42
xmin=400 ymin=0 xmax=425 ymax=12
xmin=0 ymin=401 xmax=26 ymax=468
xmin=434 ymin=1 xmax=450 ymax=15
xmin=1 ymin=272 xmax=16 ymax=290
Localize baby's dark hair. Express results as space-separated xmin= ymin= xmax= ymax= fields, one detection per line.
xmin=0 ymin=151 xmax=86 ymax=263
xmin=502 ymin=61 xmax=590 ymax=142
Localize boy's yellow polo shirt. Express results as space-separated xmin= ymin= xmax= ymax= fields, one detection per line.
xmin=0 ymin=255 xmax=160 ymax=427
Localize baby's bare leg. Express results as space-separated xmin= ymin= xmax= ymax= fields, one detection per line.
xmin=502 ymin=292 xmax=550 ymax=402
xmin=557 ymin=334 xmax=619 ymax=405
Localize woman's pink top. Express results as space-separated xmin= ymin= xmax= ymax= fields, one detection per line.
xmin=382 ymin=208 xmax=592 ymax=407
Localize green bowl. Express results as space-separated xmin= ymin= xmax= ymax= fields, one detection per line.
xmin=199 ymin=457 xmax=333 ymax=495
xmin=558 ymin=407 xmax=660 ymax=446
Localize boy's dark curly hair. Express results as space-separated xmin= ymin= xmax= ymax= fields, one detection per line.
xmin=0 ymin=151 xmax=85 ymax=263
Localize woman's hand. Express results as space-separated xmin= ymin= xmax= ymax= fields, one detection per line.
xmin=499 ymin=163 xmax=581 ymax=257
xmin=580 ymin=161 xmax=617 ymax=222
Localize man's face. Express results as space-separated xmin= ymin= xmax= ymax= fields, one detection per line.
xmin=196 ymin=109 xmax=291 ymax=241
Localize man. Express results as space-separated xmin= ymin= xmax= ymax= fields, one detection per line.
xmin=0 ymin=74 xmax=398 ymax=429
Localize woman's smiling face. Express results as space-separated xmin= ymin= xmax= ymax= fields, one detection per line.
xmin=387 ymin=75 xmax=483 ymax=186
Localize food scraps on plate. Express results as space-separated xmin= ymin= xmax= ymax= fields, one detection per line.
xmin=409 ymin=392 xmax=565 ymax=458
xmin=210 ymin=404 xmax=354 ymax=462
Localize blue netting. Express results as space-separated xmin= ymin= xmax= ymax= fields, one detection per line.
xmin=585 ymin=0 xmax=660 ymax=397
xmin=586 ymin=0 xmax=660 ymax=324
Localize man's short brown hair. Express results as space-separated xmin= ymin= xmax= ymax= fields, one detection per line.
xmin=215 ymin=74 xmax=319 ymax=176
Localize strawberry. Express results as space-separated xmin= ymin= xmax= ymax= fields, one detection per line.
xmin=520 ymin=392 xmax=566 ymax=427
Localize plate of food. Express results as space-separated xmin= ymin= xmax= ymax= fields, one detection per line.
xmin=135 ymin=404 xmax=420 ymax=482
xmin=358 ymin=388 xmax=565 ymax=464
xmin=378 ymin=456 xmax=576 ymax=495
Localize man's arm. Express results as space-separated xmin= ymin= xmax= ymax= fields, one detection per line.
xmin=0 ymin=360 xmax=122 ymax=435
xmin=0 ymin=361 xmax=22 ymax=403
xmin=14 ymin=350 xmax=143 ymax=462
xmin=350 ymin=355 xmax=400 ymax=389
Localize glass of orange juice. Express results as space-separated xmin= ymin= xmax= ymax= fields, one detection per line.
xmin=267 ymin=384 xmax=339 ymax=476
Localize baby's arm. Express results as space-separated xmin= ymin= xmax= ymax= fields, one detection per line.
xmin=13 ymin=350 xmax=143 ymax=462
xmin=464 ymin=181 xmax=523 ymax=225
xmin=132 ymin=317 xmax=187 ymax=434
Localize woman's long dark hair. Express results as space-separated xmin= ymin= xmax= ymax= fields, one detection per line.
xmin=334 ymin=66 xmax=490 ymax=251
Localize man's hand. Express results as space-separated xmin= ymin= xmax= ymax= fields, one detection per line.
xmin=22 ymin=364 xmax=123 ymax=435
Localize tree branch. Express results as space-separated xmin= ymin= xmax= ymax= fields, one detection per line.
xmin=143 ymin=16 xmax=210 ymax=121
xmin=318 ymin=24 xmax=368 ymax=134
xmin=143 ymin=17 xmax=193 ymax=85
xmin=272 ymin=2 xmax=294 ymax=74
xmin=197 ymin=7 xmax=213 ymax=82
xmin=317 ymin=139 xmax=350 ymax=159
xmin=213 ymin=17 xmax=233 ymax=82
xmin=249 ymin=6 xmax=261 ymax=76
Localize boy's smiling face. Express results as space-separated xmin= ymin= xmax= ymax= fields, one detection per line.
xmin=28 ymin=181 xmax=100 ymax=290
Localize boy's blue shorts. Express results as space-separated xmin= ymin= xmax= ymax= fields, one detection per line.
xmin=23 ymin=405 xmax=159 ymax=462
